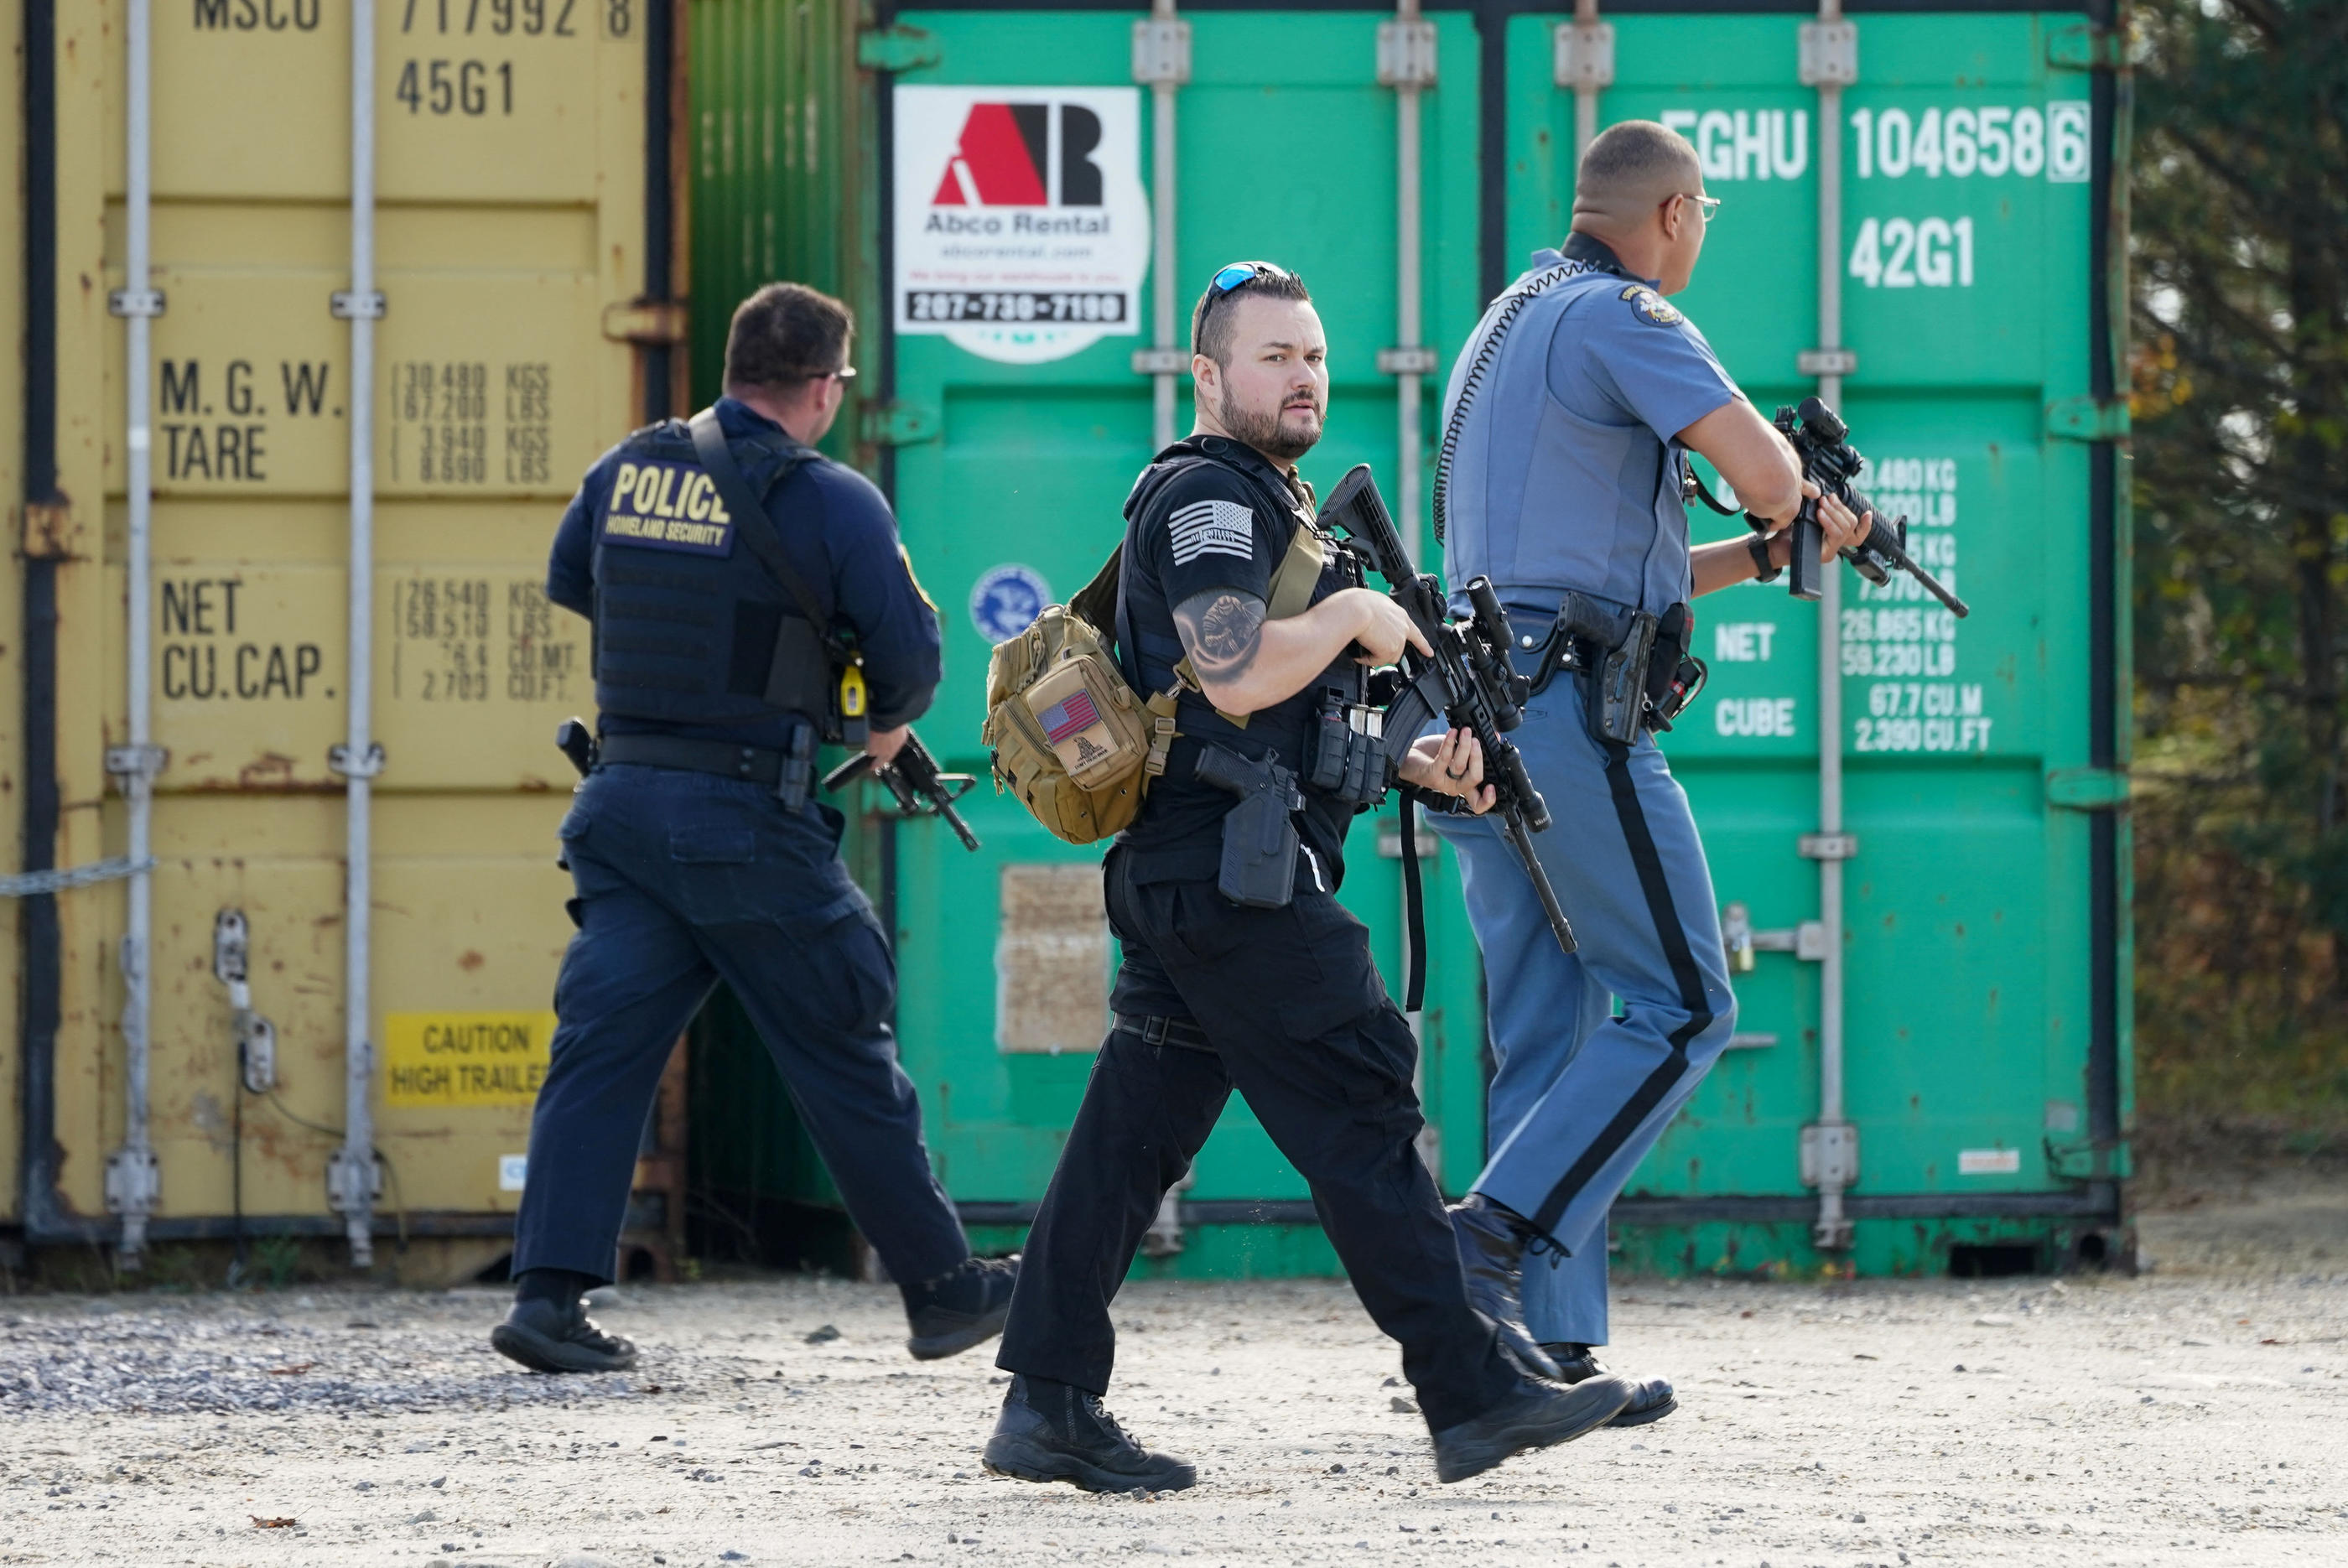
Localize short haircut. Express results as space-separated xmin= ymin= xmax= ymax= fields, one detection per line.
xmin=1191 ymin=265 xmax=1314 ymax=366
xmin=1577 ymin=119 xmax=1703 ymax=205
xmin=724 ymin=282 xmax=854 ymax=392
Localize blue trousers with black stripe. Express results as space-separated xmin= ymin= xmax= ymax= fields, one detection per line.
xmin=1431 ymin=685 xmax=1738 ymax=1348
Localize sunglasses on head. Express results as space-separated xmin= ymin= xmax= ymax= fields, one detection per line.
xmin=1208 ymin=259 xmax=1292 ymax=297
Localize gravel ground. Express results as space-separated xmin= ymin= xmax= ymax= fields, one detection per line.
xmin=3 ymin=1188 xmax=2344 ymax=1568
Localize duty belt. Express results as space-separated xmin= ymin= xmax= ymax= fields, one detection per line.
xmin=1112 ymin=1012 xmax=1213 ymax=1052
xmin=595 ymin=726 xmax=819 ymax=807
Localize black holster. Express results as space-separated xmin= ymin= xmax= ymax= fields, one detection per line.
xmin=1193 ymin=742 xmax=1303 ymax=909
xmin=1532 ymin=593 xmax=1704 ymax=745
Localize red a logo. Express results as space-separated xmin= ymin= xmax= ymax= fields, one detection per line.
xmin=932 ymin=102 xmax=1104 ymax=207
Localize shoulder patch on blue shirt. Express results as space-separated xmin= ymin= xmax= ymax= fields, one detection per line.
xmin=598 ymin=459 xmax=735 ymax=556
xmin=1166 ymin=497 xmax=1256 ymax=565
xmin=1619 ymin=284 xmax=1685 ymax=328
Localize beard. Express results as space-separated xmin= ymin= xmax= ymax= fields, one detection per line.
xmin=1218 ymin=382 xmax=1325 ymax=463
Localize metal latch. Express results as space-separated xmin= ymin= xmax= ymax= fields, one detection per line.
xmin=1799 ymin=832 xmax=1859 ymax=861
xmin=858 ymin=24 xmax=942 ymax=73
xmin=1552 ymin=20 xmax=1615 ymax=90
xmin=105 ymin=745 xmax=169 ymax=787
xmin=1377 ymin=18 xmax=1438 ymax=89
xmin=1797 ymin=347 xmax=1857 ymax=377
xmin=2045 ymin=1135 xmax=2131 ymax=1182
xmin=1798 ymin=21 xmax=1859 ymax=87
xmin=108 ymin=288 xmax=166 ymax=319
xmin=329 ymin=742 xmax=387 ymax=780
xmin=859 ymin=401 xmax=941 ymax=448
xmin=602 ymin=300 xmax=690 ymax=345
xmin=1800 ymin=1122 xmax=1860 ymax=1188
xmin=104 ymin=1149 xmax=161 ymax=1216
xmin=1131 ymin=346 xmax=1189 ymax=376
xmin=330 ymin=291 xmax=387 ymax=320
xmin=2047 ymin=24 xmax=2127 ymax=71
xmin=1376 ymin=346 xmax=1439 ymax=376
xmin=2046 ymin=396 xmax=2131 ymax=442
xmin=1720 ymin=901 xmax=1826 ymax=973
xmin=1131 ymin=18 xmax=1192 ymax=86
xmin=2046 ymin=766 xmax=2130 ymax=810
xmin=214 ymin=910 xmax=278 ymax=1096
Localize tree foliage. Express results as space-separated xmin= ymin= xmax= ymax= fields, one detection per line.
xmin=2131 ymin=0 xmax=2348 ymax=1131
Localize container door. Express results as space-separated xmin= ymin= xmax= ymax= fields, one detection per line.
xmin=1506 ymin=8 xmax=2122 ymax=1274
xmin=880 ymin=7 xmax=1488 ymax=1266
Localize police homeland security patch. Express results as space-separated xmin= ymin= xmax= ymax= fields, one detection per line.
xmin=600 ymin=459 xmax=735 ymax=556
xmin=1619 ymin=283 xmax=1685 ymax=327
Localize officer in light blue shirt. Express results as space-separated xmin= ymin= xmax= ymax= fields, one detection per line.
xmin=1429 ymin=122 xmax=1869 ymax=1424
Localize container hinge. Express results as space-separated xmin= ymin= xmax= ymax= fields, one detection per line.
xmin=1131 ymin=346 xmax=1188 ymax=376
xmin=2044 ymin=1134 xmax=2132 ymax=1182
xmin=1377 ymin=18 xmax=1438 ymax=89
xmin=1140 ymin=1169 xmax=1195 ymax=1259
xmin=1798 ymin=20 xmax=1859 ymax=88
xmin=1798 ymin=347 xmax=1857 ymax=377
xmin=2047 ymin=24 xmax=2127 ymax=72
xmin=2046 ymin=766 xmax=2129 ymax=811
xmin=105 ymin=744 xmax=169 ymax=785
xmin=331 ymin=291 xmax=387 ymax=321
xmin=2047 ymin=395 xmax=2131 ymax=442
xmin=329 ymin=742 xmax=387 ymax=780
xmin=1131 ymin=18 xmax=1192 ymax=86
xmin=602 ymin=300 xmax=690 ymax=345
xmin=858 ymin=23 xmax=942 ymax=74
xmin=1376 ymin=346 xmax=1439 ymax=376
xmin=1800 ymin=1122 xmax=1860 ymax=1188
xmin=1552 ymin=20 xmax=1615 ymax=91
xmin=860 ymin=400 xmax=941 ymax=448
xmin=327 ymin=1146 xmax=384 ymax=1214
xmin=1799 ymin=832 xmax=1859 ymax=860
xmin=1376 ymin=806 xmax=1440 ymax=860
xmin=108 ymin=288 xmax=166 ymax=319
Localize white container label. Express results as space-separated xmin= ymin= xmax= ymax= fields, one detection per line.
xmin=1958 ymin=1147 xmax=2021 ymax=1176
xmin=498 ymin=1154 xmax=528 ymax=1192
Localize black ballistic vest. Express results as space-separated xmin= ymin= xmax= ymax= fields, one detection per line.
xmin=590 ymin=420 xmax=831 ymax=729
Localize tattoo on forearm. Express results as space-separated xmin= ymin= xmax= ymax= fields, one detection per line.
xmin=1174 ymin=590 xmax=1268 ymax=685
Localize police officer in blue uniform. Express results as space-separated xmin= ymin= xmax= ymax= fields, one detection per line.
xmin=1429 ymin=123 xmax=1869 ymax=1410
xmin=980 ymin=263 xmax=1635 ymax=1495
xmin=491 ymin=283 xmax=1016 ymax=1373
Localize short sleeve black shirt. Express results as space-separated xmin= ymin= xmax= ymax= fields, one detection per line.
xmin=1114 ymin=436 xmax=1359 ymax=888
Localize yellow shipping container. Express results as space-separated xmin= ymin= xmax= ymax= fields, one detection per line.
xmin=17 ymin=0 xmax=681 ymax=1272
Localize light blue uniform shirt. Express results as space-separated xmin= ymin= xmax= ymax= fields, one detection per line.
xmin=1439 ymin=241 xmax=1741 ymax=618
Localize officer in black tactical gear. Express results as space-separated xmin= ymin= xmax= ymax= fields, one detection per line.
xmin=492 ymin=283 xmax=1015 ymax=1373
xmin=981 ymin=262 xmax=1634 ymax=1493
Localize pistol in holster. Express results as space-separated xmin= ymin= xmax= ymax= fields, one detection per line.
xmin=1193 ymin=742 xmax=1304 ymax=910
xmin=1536 ymin=594 xmax=1709 ymax=746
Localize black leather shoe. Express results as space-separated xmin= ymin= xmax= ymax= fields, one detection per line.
xmin=1430 ymin=1373 xmax=1634 ymax=1484
xmin=1544 ymin=1343 xmax=1678 ymax=1427
xmin=489 ymin=1296 xmax=638 ymax=1374
xmin=902 ymin=1254 xmax=1020 ymax=1361
xmin=982 ymin=1374 xmax=1197 ymax=1493
xmin=1449 ymin=1194 xmax=1561 ymax=1380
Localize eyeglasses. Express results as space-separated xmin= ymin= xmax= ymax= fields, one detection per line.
xmin=829 ymin=365 xmax=858 ymax=382
xmin=1677 ymin=193 xmax=1722 ymax=225
xmin=1208 ymin=259 xmax=1292 ymax=298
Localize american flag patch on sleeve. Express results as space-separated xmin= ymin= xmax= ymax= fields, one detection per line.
xmin=1167 ymin=498 xmax=1256 ymax=564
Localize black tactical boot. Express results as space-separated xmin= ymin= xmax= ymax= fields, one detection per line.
xmin=902 ymin=1254 xmax=1020 ymax=1361
xmin=1429 ymin=1373 xmax=1633 ymax=1484
xmin=490 ymin=1284 xmax=638 ymax=1375
xmin=1449 ymin=1194 xmax=1561 ymax=1380
xmin=1543 ymin=1343 xmax=1679 ymax=1427
xmin=982 ymin=1374 xmax=1197 ymax=1493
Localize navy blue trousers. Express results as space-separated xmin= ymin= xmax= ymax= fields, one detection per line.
xmin=511 ymin=762 xmax=969 ymax=1287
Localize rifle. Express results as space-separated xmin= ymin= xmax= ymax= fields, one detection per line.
xmin=1315 ymin=465 xmax=1578 ymax=995
xmin=1743 ymin=397 xmax=1971 ymax=618
xmin=823 ymin=729 xmax=983 ymax=853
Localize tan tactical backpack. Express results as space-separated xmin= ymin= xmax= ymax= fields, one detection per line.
xmin=982 ymin=528 xmax=1324 ymax=845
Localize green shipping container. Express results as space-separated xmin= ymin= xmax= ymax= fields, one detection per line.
xmin=685 ymin=1 xmax=2132 ymax=1281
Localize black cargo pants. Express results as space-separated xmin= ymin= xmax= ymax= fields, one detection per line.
xmin=995 ymin=846 xmax=1520 ymax=1432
